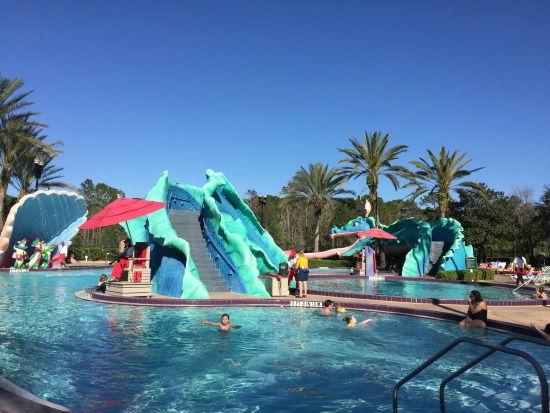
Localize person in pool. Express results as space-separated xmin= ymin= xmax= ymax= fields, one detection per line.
xmin=321 ymin=299 xmax=335 ymax=315
xmin=459 ymin=290 xmax=487 ymax=328
xmin=535 ymin=286 xmax=547 ymax=300
xmin=96 ymin=274 xmax=110 ymax=293
xmin=200 ymin=314 xmax=241 ymax=331
xmin=343 ymin=315 xmax=373 ymax=327
xmin=531 ymin=322 xmax=550 ymax=341
xmin=336 ymin=305 xmax=346 ymax=313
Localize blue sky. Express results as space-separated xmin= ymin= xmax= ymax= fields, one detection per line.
xmin=3 ymin=0 xmax=549 ymax=203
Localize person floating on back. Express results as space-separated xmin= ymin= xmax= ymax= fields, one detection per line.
xmin=200 ymin=313 xmax=241 ymax=332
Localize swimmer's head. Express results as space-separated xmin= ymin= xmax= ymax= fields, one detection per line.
xmin=343 ymin=315 xmax=356 ymax=325
xmin=221 ymin=313 xmax=230 ymax=325
xmin=324 ymin=299 xmax=334 ymax=308
xmin=336 ymin=306 xmax=346 ymax=313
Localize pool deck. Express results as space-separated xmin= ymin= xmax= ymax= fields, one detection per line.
xmin=2 ymin=264 xmax=549 ymax=413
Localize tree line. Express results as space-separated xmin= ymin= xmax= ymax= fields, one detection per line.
xmin=2 ymin=74 xmax=549 ymax=268
xmin=245 ymin=184 xmax=550 ymax=265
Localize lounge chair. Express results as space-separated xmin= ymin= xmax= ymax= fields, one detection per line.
xmin=533 ymin=267 xmax=550 ymax=286
xmin=513 ymin=267 xmax=550 ymax=291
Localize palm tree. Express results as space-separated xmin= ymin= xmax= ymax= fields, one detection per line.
xmin=403 ymin=147 xmax=486 ymax=218
xmin=0 ymin=74 xmax=58 ymax=227
xmin=337 ymin=131 xmax=409 ymax=226
xmin=280 ymin=162 xmax=354 ymax=252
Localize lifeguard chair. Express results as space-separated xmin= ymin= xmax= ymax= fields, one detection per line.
xmin=106 ymin=242 xmax=154 ymax=297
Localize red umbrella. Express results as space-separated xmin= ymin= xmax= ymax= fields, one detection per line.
xmin=356 ymin=228 xmax=397 ymax=274
xmin=79 ymin=198 xmax=166 ymax=237
xmin=355 ymin=228 xmax=397 ymax=240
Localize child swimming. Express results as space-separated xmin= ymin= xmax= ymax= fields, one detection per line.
xmin=200 ymin=313 xmax=242 ymax=331
xmin=343 ymin=315 xmax=373 ymax=327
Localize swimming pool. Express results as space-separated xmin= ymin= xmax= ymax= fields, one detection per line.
xmin=0 ymin=269 xmax=548 ymax=412
xmin=309 ymin=276 xmax=535 ymax=300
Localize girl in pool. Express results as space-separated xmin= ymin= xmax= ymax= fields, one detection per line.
xmin=200 ymin=314 xmax=241 ymax=331
xmin=343 ymin=315 xmax=373 ymax=327
xmin=459 ymin=290 xmax=487 ymax=328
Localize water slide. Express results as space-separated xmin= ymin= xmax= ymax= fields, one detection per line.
xmin=0 ymin=191 xmax=87 ymax=268
xmin=128 ymin=170 xmax=288 ymax=299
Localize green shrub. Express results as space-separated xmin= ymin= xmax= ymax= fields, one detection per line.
xmin=436 ymin=268 xmax=495 ymax=281
xmin=309 ymin=258 xmax=354 ymax=268
xmin=68 ymin=245 xmax=119 ymax=262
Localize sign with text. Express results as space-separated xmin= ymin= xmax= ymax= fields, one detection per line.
xmin=465 ymin=257 xmax=477 ymax=270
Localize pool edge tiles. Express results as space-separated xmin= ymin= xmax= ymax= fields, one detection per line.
xmin=307 ymin=289 xmax=548 ymax=307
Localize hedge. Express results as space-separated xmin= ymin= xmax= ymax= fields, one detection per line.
xmin=309 ymin=258 xmax=354 ymax=268
xmin=68 ymin=245 xmax=120 ymax=262
xmin=436 ymin=268 xmax=495 ymax=282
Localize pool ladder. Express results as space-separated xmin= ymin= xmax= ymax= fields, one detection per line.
xmin=393 ymin=334 xmax=550 ymax=412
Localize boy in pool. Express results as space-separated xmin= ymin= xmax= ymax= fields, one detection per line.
xmin=343 ymin=315 xmax=373 ymax=327
xmin=200 ymin=314 xmax=241 ymax=331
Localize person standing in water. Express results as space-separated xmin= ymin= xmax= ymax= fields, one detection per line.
xmin=200 ymin=314 xmax=241 ymax=331
xmin=321 ymin=299 xmax=334 ymax=315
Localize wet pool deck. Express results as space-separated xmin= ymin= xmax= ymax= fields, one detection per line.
xmin=2 ymin=266 xmax=549 ymax=412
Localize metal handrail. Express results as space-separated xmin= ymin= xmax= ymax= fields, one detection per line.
xmin=105 ymin=252 xmax=117 ymax=263
xmin=201 ymin=218 xmax=237 ymax=275
xmin=393 ymin=335 xmax=550 ymax=413
xmin=200 ymin=214 xmax=243 ymax=293
xmin=440 ymin=335 xmax=550 ymax=412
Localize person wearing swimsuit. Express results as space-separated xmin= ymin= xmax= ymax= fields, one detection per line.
xmin=200 ymin=313 xmax=241 ymax=332
xmin=459 ymin=290 xmax=487 ymax=328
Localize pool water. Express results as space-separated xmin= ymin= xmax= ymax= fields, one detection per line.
xmin=310 ymin=277 xmax=535 ymax=300
xmin=0 ymin=270 xmax=548 ymax=412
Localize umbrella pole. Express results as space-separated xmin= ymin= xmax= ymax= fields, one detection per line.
xmin=124 ymin=221 xmax=133 ymax=241
xmin=124 ymin=221 xmax=134 ymax=282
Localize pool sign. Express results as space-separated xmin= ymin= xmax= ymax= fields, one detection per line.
xmin=465 ymin=257 xmax=477 ymax=270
